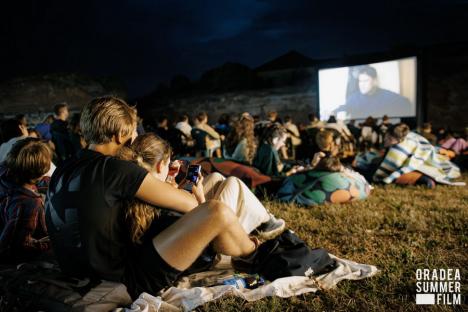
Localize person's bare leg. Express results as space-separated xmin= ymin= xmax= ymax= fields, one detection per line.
xmin=152 ymin=200 xmax=256 ymax=271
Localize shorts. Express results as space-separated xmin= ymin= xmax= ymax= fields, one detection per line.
xmin=123 ymin=211 xmax=216 ymax=299
xmin=124 ymin=212 xmax=184 ymax=299
xmin=124 ymin=238 xmax=182 ymax=300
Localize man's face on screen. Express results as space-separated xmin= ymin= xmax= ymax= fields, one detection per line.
xmin=358 ymin=73 xmax=377 ymax=95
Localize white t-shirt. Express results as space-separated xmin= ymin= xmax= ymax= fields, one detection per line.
xmin=0 ymin=136 xmax=27 ymax=162
xmin=175 ymin=121 xmax=192 ymax=138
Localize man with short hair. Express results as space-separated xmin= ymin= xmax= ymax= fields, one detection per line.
xmin=335 ymin=66 xmax=413 ymax=119
xmin=194 ymin=112 xmax=223 ymax=157
xmin=51 ymin=103 xmax=73 ymax=163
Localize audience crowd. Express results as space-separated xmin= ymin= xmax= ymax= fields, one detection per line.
xmin=0 ymin=97 xmax=466 ymax=301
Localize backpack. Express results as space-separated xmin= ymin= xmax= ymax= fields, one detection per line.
xmin=0 ymin=261 xmax=131 ymax=311
xmin=248 ymin=230 xmax=336 ymax=281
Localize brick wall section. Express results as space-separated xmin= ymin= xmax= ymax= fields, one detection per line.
xmin=148 ymin=86 xmax=317 ymax=124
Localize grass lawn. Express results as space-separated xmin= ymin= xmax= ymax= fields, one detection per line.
xmin=200 ymin=174 xmax=468 ymax=311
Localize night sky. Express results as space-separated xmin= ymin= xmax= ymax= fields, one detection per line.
xmin=2 ymin=0 xmax=468 ymax=97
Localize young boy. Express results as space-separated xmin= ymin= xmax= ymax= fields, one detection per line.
xmin=0 ymin=138 xmax=52 ymax=263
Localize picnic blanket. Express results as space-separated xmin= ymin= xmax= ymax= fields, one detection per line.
xmin=277 ymin=168 xmax=371 ymax=206
xmin=373 ymin=132 xmax=464 ymax=185
xmin=0 ymin=255 xmax=377 ymax=311
xmin=185 ymin=157 xmax=271 ymax=189
xmin=120 ymin=254 xmax=378 ymax=312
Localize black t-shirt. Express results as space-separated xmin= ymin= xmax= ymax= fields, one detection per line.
xmin=45 ymin=149 xmax=148 ymax=281
xmin=50 ymin=119 xmax=69 ymax=135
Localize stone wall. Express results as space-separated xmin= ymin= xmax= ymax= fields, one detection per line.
xmin=146 ymin=86 xmax=317 ymax=124
xmin=0 ymin=73 xmax=126 ymax=116
xmin=424 ymin=51 xmax=468 ymax=131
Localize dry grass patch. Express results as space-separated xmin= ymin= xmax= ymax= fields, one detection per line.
xmin=199 ymin=174 xmax=468 ymax=311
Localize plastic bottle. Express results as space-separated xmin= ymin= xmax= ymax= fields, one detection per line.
xmin=219 ymin=274 xmax=265 ymax=289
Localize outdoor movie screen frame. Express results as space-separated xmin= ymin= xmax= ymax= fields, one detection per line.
xmin=318 ymin=56 xmax=417 ymax=121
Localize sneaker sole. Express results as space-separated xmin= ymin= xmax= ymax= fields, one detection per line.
xmin=256 ymin=221 xmax=286 ymax=240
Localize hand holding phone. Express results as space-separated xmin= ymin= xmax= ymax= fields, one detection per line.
xmin=183 ymin=165 xmax=202 ymax=192
xmin=182 ymin=164 xmax=205 ymax=203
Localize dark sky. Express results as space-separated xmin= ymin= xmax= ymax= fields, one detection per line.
xmin=2 ymin=0 xmax=468 ymax=97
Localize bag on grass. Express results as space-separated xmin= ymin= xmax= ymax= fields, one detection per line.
xmin=249 ymin=230 xmax=336 ymax=281
xmin=0 ymin=261 xmax=131 ymax=311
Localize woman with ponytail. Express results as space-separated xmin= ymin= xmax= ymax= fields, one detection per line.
xmin=118 ymin=133 xmax=285 ymax=244
xmin=116 ymin=133 xmax=285 ymax=297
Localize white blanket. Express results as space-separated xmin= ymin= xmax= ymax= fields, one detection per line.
xmin=120 ymin=254 xmax=378 ymax=312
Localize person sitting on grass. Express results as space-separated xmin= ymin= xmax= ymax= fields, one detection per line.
xmin=439 ymin=130 xmax=467 ymax=158
xmin=45 ymin=96 xmax=275 ymax=300
xmin=0 ymin=118 xmax=29 ymax=162
xmin=194 ymin=112 xmax=223 ymax=158
xmin=277 ymin=129 xmax=371 ymax=206
xmin=252 ymin=124 xmax=301 ymax=177
xmin=50 ymin=103 xmax=73 ymax=164
xmin=373 ymin=123 xmax=463 ymax=187
xmin=118 ymin=132 xmax=284 ymax=239
xmin=34 ymin=114 xmax=55 ymax=142
xmin=224 ymin=113 xmax=257 ymax=165
xmin=0 ymin=138 xmax=53 ymax=263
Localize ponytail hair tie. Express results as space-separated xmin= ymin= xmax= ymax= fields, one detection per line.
xmin=136 ymin=155 xmax=144 ymax=165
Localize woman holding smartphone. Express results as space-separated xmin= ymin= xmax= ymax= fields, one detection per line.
xmin=119 ymin=133 xmax=285 ymax=235
xmin=117 ymin=132 xmax=285 ymax=297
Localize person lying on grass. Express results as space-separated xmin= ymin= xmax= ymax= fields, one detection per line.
xmin=373 ymin=123 xmax=463 ymax=187
xmin=45 ymin=96 xmax=282 ymax=300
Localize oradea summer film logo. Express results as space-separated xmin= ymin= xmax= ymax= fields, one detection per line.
xmin=415 ymin=268 xmax=462 ymax=305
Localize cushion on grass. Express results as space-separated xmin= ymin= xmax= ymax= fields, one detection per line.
xmin=277 ymin=168 xmax=371 ymax=206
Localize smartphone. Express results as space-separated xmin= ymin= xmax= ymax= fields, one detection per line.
xmin=186 ymin=165 xmax=201 ymax=184
xmin=184 ymin=164 xmax=201 ymax=192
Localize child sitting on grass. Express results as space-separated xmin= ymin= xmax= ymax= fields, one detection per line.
xmin=0 ymin=138 xmax=52 ymax=263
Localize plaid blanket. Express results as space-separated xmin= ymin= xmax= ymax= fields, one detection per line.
xmin=373 ymin=132 xmax=462 ymax=185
